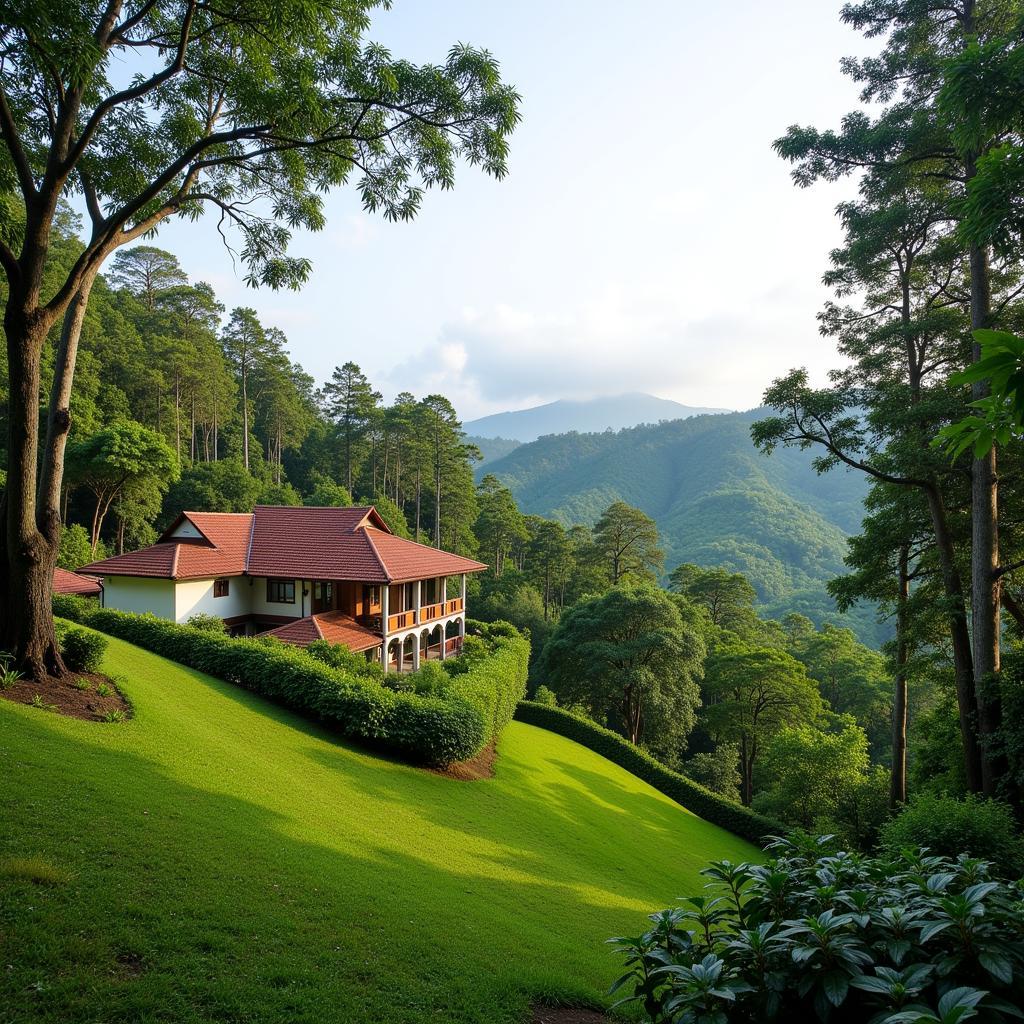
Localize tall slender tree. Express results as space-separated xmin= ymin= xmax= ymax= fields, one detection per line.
xmin=321 ymin=362 xmax=380 ymax=493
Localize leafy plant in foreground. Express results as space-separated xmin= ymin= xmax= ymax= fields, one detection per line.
xmin=610 ymin=835 xmax=1024 ymax=1023
xmin=0 ymin=653 xmax=24 ymax=690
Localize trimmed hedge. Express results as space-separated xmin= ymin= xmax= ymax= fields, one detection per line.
xmin=449 ymin=620 xmax=529 ymax=744
xmin=52 ymin=593 xmax=94 ymax=623
xmin=54 ymin=620 xmax=108 ymax=672
xmin=82 ymin=608 xmax=528 ymax=767
xmin=514 ymin=702 xmax=783 ymax=844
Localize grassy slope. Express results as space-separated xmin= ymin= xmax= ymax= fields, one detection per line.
xmin=1 ymin=636 xmax=755 ymax=1024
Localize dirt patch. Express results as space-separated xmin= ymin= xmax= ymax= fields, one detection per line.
xmin=530 ymin=1005 xmax=608 ymax=1024
xmin=429 ymin=740 xmax=497 ymax=781
xmin=0 ymin=671 xmax=131 ymax=722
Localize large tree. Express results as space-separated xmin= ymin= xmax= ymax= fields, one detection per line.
xmin=702 ymin=643 xmax=824 ymax=806
xmin=66 ymin=420 xmax=178 ymax=555
xmin=539 ymin=582 xmax=705 ymax=751
xmin=0 ymin=0 xmax=519 ymax=676
xmin=591 ymin=501 xmax=663 ymax=585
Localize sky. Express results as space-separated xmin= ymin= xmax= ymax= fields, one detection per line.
xmin=149 ymin=1 xmax=874 ymax=422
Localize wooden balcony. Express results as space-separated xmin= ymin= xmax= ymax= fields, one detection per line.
xmin=387 ymin=610 xmax=416 ymax=631
xmin=420 ymin=601 xmax=444 ymax=622
xmin=386 ymin=595 xmax=466 ymax=633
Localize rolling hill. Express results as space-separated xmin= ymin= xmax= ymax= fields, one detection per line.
xmin=464 ymin=392 xmax=731 ymax=443
xmin=482 ymin=410 xmax=885 ymax=646
xmin=0 ymin=633 xmax=755 ymax=1024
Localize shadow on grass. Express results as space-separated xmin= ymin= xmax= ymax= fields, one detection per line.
xmin=2 ymin=708 xmax=657 ymax=1024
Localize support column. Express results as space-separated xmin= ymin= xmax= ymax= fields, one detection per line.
xmin=460 ymin=573 xmax=467 ymax=607
xmin=412 ymin=633 xmax=421 ymax=671
xmin=440 ymin=623 xmax=447 ymax=662
xmin=381 ymin=584 xmax=390 ymax=672
xmin=414 ymin=579 xmax=422 ymax=624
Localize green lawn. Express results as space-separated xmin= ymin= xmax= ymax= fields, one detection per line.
xmin=1 ymin=635 xmax=756 ymax=1024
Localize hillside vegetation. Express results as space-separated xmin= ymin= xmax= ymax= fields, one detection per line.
xmin=0 ymin=635 xmax=755 ymax=1024
xmin=482 ymin=411 xmax=882 ymax=645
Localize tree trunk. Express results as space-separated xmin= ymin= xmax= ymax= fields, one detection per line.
xmin=739 ymin=735 xmax=753 ymax=807
xmin=1 ymin=299 xmax=64 ymax=678
xmin=241 ymin=365 xmax=250 ymax=472
xmin=968 ymin=240 xmax=1002 ymax=795
xmin=891 ymin=543 xmax=910 ymax=808
xmin=923 ymin=483 xmax=983 ymax=791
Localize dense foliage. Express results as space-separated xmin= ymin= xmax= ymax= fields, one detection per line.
xmin=879 ymin=795 xmax=1024 ymax=880
xmin=611 ymin=835 xmax=1024 ymax=1024
xmin=514 ymin=702 xmax=781 ymax=845
xmin=479 ymin=412 xmax=881 ymax=645
xmin=77 ymin=609 xmax=527 ymax=766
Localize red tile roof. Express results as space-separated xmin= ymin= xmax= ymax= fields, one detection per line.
xmin=260 ymin=611 xmax=383 ymax=652
xmin=53 ymin=567 xmax=102 ymax=596
xmin=79 ymin=511 xmax=254 ymax=580
xmin=246 ymin=506 xmax=391 ymax=581
xmin=364 ymin=528 xmax=487 ymax=583
xmin=78 ymin=505 xmax=487 ymax=584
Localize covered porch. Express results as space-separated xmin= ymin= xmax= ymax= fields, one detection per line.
xmin=386 ymin=617 xmax=466 ymax=674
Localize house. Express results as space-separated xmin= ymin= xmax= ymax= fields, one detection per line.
xmin=53 ymin=567 xmax=103 ymax=598
xmin=79 ymin=505 xmax=487 ymax=671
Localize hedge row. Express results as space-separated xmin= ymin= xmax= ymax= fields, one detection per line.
xmin=514 ymin=701 xmax=783 ymax=844
xmin=449 ymin=620 xmax=529 ymax=743
xmin=82 ymin=608 xmax=528 ymax=767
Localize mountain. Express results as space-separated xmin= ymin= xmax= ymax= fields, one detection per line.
xmin=482 ymin=410 xmax=887 ymax=647
xmin=463 ymin=393 xmax=731 ymax=443
xmin=465 ymin=434 xmax=522 ymax=466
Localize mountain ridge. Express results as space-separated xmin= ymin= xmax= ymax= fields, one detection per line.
xmin=464 ymin=392 xmax=731 ymax=442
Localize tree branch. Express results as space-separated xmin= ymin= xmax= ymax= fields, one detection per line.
xmin=0 ymin=84 xmax=37 ymax=198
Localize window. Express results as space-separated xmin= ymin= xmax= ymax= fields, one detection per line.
xmin=213 ymin=578 xmax=230 ymax=598
xmin=266 ymin=578 xmax=295 ymax=604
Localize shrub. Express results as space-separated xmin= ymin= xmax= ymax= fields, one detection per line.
xmin=86 ymin=610 xmax=528 ymax=766
xmin=52 ymin=593 xmax=94 ymax=623
xmin=879 ymin=793 xmax=1024 ymax=878
xmin=409 ymin=660 xmax=450 ymax=697
xmin=306 ymin=639 xmax=384 ymax=681
xmin=72 ymin=677 xmax=92 ymax=691
xmin=95 ymin=683 xmax=112 ymax=697
xmin=515 ymin=702 xmax=780 ymax=844
xmin=611 ymin=836 xmax=1024 ymax=1024
xmin=531 ymin=684 xmax=557 ymax=707
xmin=186 ymin=612 xmax=227 ymax=634
xmin=681 ymin=744 xmax=741 ymax=803
xmin=56 ymin=623 xmax=108 ymax=673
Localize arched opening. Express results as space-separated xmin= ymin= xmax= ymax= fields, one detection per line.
xmin=444 ymin=617 xmax=464 ymax=657
xmin=402 ymin=634 xmax=416 ymax=671
xmin=387 ymin=638 xmax=401 ymax=672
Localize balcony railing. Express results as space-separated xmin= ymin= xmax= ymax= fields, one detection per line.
xmin=387 ymin=610 xmax=416 ymax=631
xmin=386 ymin=595 xmax=466 ymax=633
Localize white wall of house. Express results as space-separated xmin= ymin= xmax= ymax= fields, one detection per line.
xmin=174 ymin=577 xmax=249 ymax=623
xmin=248 ymin=577 xmax=307 ymax=618
xmin=102 ymin=576 xmax=177 ymax=620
